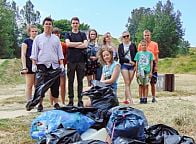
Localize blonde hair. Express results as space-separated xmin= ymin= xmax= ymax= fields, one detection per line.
xmin=26 ymin=25 xmax=37 ymax=36
xmin=97 ymin=45 xmax=114 ymax=65
xmin=103 ymin=32 xmax=111 ymax=45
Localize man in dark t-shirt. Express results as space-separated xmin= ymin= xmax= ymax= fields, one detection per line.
xmin=65 ymin=17 xmax=88 ymax=107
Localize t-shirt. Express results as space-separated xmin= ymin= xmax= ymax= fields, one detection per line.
xmin=102 ymin=61 xmax=120 ymax=90
xmin=61 ymin=42 xmax=68 ymax=65
xmin=134 ymin=51 xmax=153 ymax=75
xmin=23 ymin=38 xmax=33 ymax=58
xmin=65 ymin=31 xmax=87 ymax=63
xmin=138 ymin=41 xmax=159 ymax=61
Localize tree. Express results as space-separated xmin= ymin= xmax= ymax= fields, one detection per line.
xmin=0 ymin=0 xmax=16 ymax=58
xmin=126 ymin=0 xmax=188 ymax=58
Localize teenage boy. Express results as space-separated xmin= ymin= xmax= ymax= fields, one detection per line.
xmin=65 ymin=17 xmax=88 ymax=107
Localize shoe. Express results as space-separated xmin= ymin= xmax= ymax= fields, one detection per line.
xmin=37 ymin=104 xmax=43 ymax=112
xmin=67 ymin=100 xmax=74 ymax=106
xmin=143 ymin=98 xmax=147 ymax=104
xmin=140 ymin=98 xmax=144 ymax=104
xmin=54 ymin=103 xmax=60 ymax=109
xmin=152 ymin=97 xmax=157 ymax=103
xmin=78 ymin=101 xmax=84 ymax=107
xmin=26 ymin=101 xmax=34 ymax=111
xmin=122 ymin=100 xmax=129 ymax=104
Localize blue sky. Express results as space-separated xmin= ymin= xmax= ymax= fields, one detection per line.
xmin=13 ymin=0 xmax=196 ymax=46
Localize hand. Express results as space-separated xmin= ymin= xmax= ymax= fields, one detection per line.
xmin=32 ymin=64 xmax=37 ymax=72
xmin=20 ymin=68 xmax=28 ymax=75
xmin=129 ymin=61 xmax=135 ymax=66
xmin=60 ymin=64 xmax=65 ymax=72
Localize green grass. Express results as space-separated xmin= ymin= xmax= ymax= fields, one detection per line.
xmin=158 ymin=48 xmax=196 ymax=74
xmin=0 ymin=59 xmax=24 ymax=85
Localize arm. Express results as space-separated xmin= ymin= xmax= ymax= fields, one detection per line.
xmin=135 ymin=62 xmax=139 ymax=77
xmin=76 ymin=39 xmax=88 ymax=49
xmin=65 ymin=39 xmax=83 ymax=47
xmin=149 ymin=60 xmax=153 ymax=78
xmin=101 ymin=64 xmax=120 ymax=84
xmin=21 ymin=43 xmax=27 ymax=70
xmin=118 ymin=44 xmax=129 ymax=64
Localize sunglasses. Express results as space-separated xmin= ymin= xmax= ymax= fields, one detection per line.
xmin=144 ymin=35 xmax=150 ymax=36
xmin=123 ymin=35 xmax=129 ymax=38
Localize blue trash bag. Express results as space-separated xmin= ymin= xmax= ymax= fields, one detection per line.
xmin=106 ymin=106 xmax=148 ymax=142
xmin=30 ymin=110 xmax=95 ymax=140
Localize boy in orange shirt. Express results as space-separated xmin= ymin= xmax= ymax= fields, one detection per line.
xmin=138 ymin=30 xmax=159 ymax=103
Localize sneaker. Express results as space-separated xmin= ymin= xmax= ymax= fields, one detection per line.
xmin=122 ymin=100 xmax=129 ymax=104
xmin=26 ymin=101 xmax=34 ymax=111
xmin=152 ymin=97 xmax=157 ymax=103
xmin=54 ymin=103 xmax=60 ymax=109
xmin=143 ymin=98 xmax=147 ymax=104
xmin=37 ymin=104 xmax=43 ymax=112
xmin=140 ymin=98 xmax=144 ymax=104
xmin=78 ymin=101 xmax=84 ymax=107
xmin=67 ymin=100 xmax=74 ymax=106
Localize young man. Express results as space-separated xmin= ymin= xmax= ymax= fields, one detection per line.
xmin=138 ymin=30 xmax=159 ymax=102
xmin=26 ymin=17 xmax=64 ymax=112
xmin=65 ymin=17 xmax=88 ymax=107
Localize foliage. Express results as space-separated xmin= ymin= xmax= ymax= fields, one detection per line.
xmin=126 ymin=0 xmax=189 ymax=58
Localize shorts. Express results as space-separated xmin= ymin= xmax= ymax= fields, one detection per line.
xmin=137 ymin=74 xmax=150 ymax=86
xmin=26 ymin=57 xmax=35 ymax=74
xmin=150 ymin=61 xmax=157 ymax=84
xmin=121 ymin=63 xmax=134 ymax=71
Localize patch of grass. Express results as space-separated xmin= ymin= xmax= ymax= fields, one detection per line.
xmin=0 ymin=114 xmax=38 ymax=144
xmin=158 ymin=49 xmax=196 ymax=74
xmin=0 ymin=59 xmax=24 ymax=85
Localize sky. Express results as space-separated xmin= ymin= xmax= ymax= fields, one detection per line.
xmin=13 ymin=0 xmax=196 ymax=46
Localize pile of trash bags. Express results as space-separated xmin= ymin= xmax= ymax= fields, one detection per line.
xmin=30 ymin=80 xmax=195 ymax=144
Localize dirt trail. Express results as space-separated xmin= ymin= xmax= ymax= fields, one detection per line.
xmin=0 ymin=74 xmax=195 ymax=119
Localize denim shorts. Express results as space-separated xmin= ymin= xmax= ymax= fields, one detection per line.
xmin=121 ymin=63 xmax=134 ymax=71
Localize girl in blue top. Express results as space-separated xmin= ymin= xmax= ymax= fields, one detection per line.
xmin=98 ymin=46 xmax=121 ymax=94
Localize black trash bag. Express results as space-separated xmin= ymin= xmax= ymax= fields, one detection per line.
xmin=82 ymin=80 xmax=119 ymax=111
xmin=73 ymin=139 xmax=107 ymax=144
xmin=145 ymin=124 xmax=180 ymax=144
xmin=37 ymin=128 xmax=82 ymax=144
xmin=178 ymin=136 xmax=195 ymax=144
xmin=106 ymin=106 xmax=148 ymax=142
xmin=114 ymin=137 xmax=146 ymax=144
xmin=26 ymin=67 xmax=61 ymax=111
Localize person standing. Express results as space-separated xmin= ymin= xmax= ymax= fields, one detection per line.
xmin=135 ymin=40 xmax=153 ymax=104
xmin=138 ymin=29 xmax=159 ymax=103
xmin=85 ymin=29 xmax=99 ymax=86
xmin=118 ymin=31 xmax=137 ymax=104
xmin=21 ymin=25 xmax=38 ymax=102
xmin=65 ymin=17 xmax=88 ymax=107
xmin=26 ymin=17 xmax=64 ymax=112
xmin=50 ymin=28 xmax=68 ymax=106
xmin=102 ymin=32 xmax=118 ymax=61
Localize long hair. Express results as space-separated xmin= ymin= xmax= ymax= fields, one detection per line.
xmin=97 ymin=45 xmax=114 ymax=65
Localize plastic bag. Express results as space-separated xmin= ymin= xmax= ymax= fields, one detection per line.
xmin=82 ymin=80 xmax=119 ymax=111
xmin=114 ymin=137 xmax=146 ymax=144
xmin=73 ymin=139 xmax=107 ymax=144
xmin=106 ymin=106 xmax=148 ymax=142
xmin=31 ymin=110 xmax=95 ymax=140
xmin=37 ymin=128 xmax=82 ymax=144
xmin=145 ymin=124 xmax=180 ymax=144
xmin=26 ymin=67 xmax=61 ymax=111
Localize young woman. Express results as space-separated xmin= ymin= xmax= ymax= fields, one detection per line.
xmin=102 ymin=32 xmax=118 ymax=61
xmin=85 ymin=29 xmax=100 ymax=86
xmin=118 ymin=31 xmax=137 ymax=104
xmin=21 ymin=25 xmax=38 ymax=101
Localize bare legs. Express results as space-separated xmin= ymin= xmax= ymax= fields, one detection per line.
xmin=121 ymin=70 xmax=135 ymax=104
xmin=25 ymin=74 xmax=35 ymax=101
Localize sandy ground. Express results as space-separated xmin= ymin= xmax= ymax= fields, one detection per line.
xmin=0 ymin=74 xmax=195 ymax=119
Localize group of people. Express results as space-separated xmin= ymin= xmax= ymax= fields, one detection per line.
xmin=21 ymin=16 xmax=159 ymax=112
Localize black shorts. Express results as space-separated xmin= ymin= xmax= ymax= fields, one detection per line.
xmin=26 ymin=57 xmax=35 ymax=74
xmin=150 ymin=61 xmax=157 ymax=84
